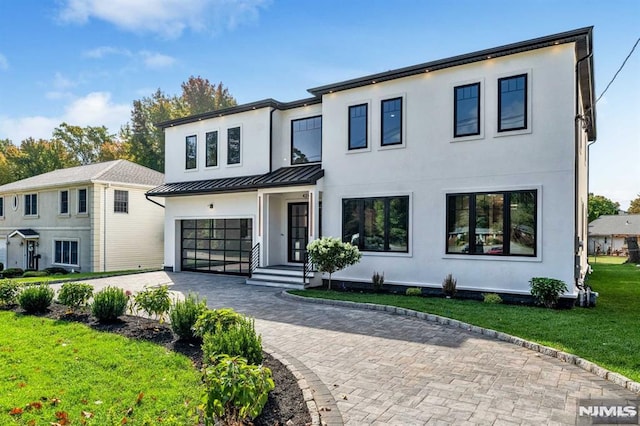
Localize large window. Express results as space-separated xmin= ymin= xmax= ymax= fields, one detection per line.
xmin=498 ymin=74 xmax=527 ymax=132
xmin=381 ymin=98 xmax=402 ymax=146
xmin=227 ymin=127 xmax=241 ymax=165
xmin=292 ymin=116 xmax=322 ymax=164
xmin=348 ymin=104 xmax=368 ymax=150
xmin=206 ymin=131 xmax=218 ymax=167
xmin=342 ymin=196 xmax=409 ymax=252
xmin=446 ymin=190 xmax=536 ymax=256
xmin=78 ymin=188 xmax=87 ymax=214
xmin=454 ymin=83 xmax=480 ymax=137
xmin=114 ymin=190 xmax=128 ymax=213
xmin=24 ymin=193 xmax=37 ymax=216
xmin=54 ymin=240 xmax=78 ymax=266
xmin=185 ymin=135 xmax=197 ymax=169
xmin=60 ymin=190 xmax=69 ymax=215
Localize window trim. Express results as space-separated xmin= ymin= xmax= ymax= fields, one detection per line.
xmin=77 ymin=188 xmax=88 ymax=215
xmin=497 ymin=73 xmax=528 ymax=133
xmin=0 ymin=196 xmax=4 ymax=218
xmin=348 ymin=103 xmax=369 ymax=151
xmin=53 ymin=239 xmax=80 ymax=267
xmin=380 ymin=97 xmax=404 ymax=147
xmin=24 ymin=193 xmax=38 ymax=217
xmin=113 ymin=189 xmax=129 ymax=214
xmin=185 ymin=134 xmax=198 ymax=170
xmin=291 ymin=115 xmax=323 ymax=165
xmin=226 ymin=126 xmax=242 ymax=166
xmin=59 ymin=190 xmax=70 ymax=216
xmin=453 ymin=82 xmax=481 ymax=138
xmin=205 ymin=130 xmax=219 ymax=168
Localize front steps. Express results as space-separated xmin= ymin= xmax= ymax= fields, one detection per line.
xmin=246 ymin=266 xmax=314 ymax=289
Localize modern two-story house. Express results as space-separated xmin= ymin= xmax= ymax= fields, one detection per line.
xmin=147 ymin=27 xmax=595 ymax=300
xmin=0 ymin=160 xmax=165 ymax=272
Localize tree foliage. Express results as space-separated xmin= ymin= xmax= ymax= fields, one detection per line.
xmin=628 ymin=194 xmax=640 ymax=214
xmin=307 ymin=237 xmax=362 ymax=290
xmin=588 ymin=193 xmax=620 ymax=222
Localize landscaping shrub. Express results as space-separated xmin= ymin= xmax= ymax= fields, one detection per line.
xmin=405 ymin=287 xmax=422 ymax=297
xmin=22 ymin=270 xmax=50 ymax=278
xmin=44 ymin=266 xmax=70 ymax=275
xmin=0 ymin=280 xmax=20 ymax=307
xmin=132 ymin=285 xmax=171 ymax=322
xmin=202 ymin=316 xmax=263 ymax=365
xmin=194 ymin=308 xmax=243 ymax=338
xmin=0 ymin=262 xmax=4 ymax=271
xmin=57 ymin=282 xmax=93 ymax=312
xmin=442 ymin=273 xmax=457 ymax=298
xmin=203 ymin=354 xmax=274 ymax=426
xmin=529 ymin=277 xmax=568 ymax=308
xmin=483 ymin=293 xmax=503 ymax=304
xmin=2 ymin=268 xmax=24 ymax=278
xmin=372 ymin=271 xmax=385 ymax=292
xmin=18 ymin=284 xmax=54 ymax=313
xmin=169 ymin=293 xmax=207 ymax=341
xmin=92 ymin=286 xmax=129 ymax=322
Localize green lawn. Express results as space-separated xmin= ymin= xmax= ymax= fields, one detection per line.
xmin=11 ymin=269 xmax=159 ymax=284
xmin=0 ymin=312 xmax=202 ymax=425
xmin=291 ymin=262 xmax=640 ymax=382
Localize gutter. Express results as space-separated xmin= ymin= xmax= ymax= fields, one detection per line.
xmin=145 ymin=193 xmax=165 ymax=209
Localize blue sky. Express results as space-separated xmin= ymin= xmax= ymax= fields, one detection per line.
xmin=0 ymin=0 xmax=638 ymax=208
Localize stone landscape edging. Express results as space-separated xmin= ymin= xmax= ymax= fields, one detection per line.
xmin=282 ymin=291 xmax=640 ymax=396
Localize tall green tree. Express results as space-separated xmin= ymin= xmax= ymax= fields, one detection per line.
xmin=9 ymin=137 xmax=77 ymax=179
xmin=588 ymin=193 xmax=620 ymax=222
xmin=628 ymin=195 xmax=640 ymax=214
xmin=53 ymin=123 xmax=127 ymax=165
xmin=179 ymin=76 xmax=237 ymax=115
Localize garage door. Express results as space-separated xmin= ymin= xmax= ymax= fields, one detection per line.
xmin=181 ymin=219 xmax=253 ymax=275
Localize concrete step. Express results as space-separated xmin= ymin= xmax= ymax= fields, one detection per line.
xmin=245 ymin=278 xmax=305 ymax=289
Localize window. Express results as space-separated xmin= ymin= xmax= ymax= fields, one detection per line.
xmin=78 ymin=188 xmax=87 ymax=214
xmin=60 ymin=190 xmax=69 ymax=215
xmin=227 ymin=127 xmax=241 ymax=165
xmin=24 ymin=193 xmax=37 ymax=216
xmin=349 ymin=104 xmax=368 ymax=150
xmin=342 ymin=196 xmax=409 ymax=252
xmin=185 ymin=135 xmax=197 ymax=169
xmin=381 ymin=98 xmax=402 ymax=146
xmin=454 ymin=83 xmax=480 ymax=137
xmin=292 ymin=116 xmax=322 ymax=164
xmin=206 ymin=131 xmax=218 ymax=167
xmin=446 ymin=190 xmax=536 ymax=256
xmin=114 ymin=190 xmax=128 ymax=213
xmin=54 ymin=240 xmax=78 ymax=266
xmin=498 ymin=74 xmax=527 ymax=131
xmin=0 ymin=197 xmax=3 ymax=217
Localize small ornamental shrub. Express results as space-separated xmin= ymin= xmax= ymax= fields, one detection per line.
xmin=0 ymin=280 xmax=21 ymax=307
xmin=203 ymin=355 xmax=274 ymax=426
xmin=194 ymin=308 xmax=243 ymax=338
xmin=442 ymin=273 xmax=457 ymax=298
xmin=44 ymin=266 xmax=70 ymax=275
xmin=170 ymin=293 xmax=207 ymax=341
xmin=405 ymin=287 xmax=422 ymax=297
xmin=0 ymin=262 xmax=4 ymax=271
xmin=132 ymin=285 xmax=171 ymax=322
xmin=202 ymin=316 xmax=263 ymax=365
xmin=57 ymin=282 xmax=93 ymax=312
xmin=483 ymin=293 xmax=503 ymax=304
xmin=2 ymin=268 xmax=24 ymax=278
xmin=372 ymin=271 xmax=385 ymax=292
xmin=92 ymin=286 xmax=129 ymax=322
xmin=306 ymin=237 xmax=362 ymax=290
xmin=529 ymin=277 xmax=568 ymax=308
xmin=18 ymin=284 xmax=54 ymax=313
xmin=22 ymin=270 xmax=50 ymax=278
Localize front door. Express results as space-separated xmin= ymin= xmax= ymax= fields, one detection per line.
xmin=26 ymin=240 xmax=38 ymax=270
xmin=288 ymin=202 xmax=308 ymax=263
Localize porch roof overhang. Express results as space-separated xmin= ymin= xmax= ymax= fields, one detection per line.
xmin=8 ymin=229 xmax=40 ymax=239
xmin=146 ymin=164 xmax=324 ymax=197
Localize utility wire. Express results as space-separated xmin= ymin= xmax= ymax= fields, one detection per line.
xmin=596 ymin=37 xmax=640 ymax=104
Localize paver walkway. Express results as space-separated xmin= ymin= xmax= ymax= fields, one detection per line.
xmin=75 ymin=271 xmax=637 ymax=425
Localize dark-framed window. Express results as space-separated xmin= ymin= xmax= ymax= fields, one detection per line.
xmin=349 ymin=104 xmax=368 ymax=150
xmin=206 ymin=131 xmax=218 ymax=167
xmin=227 ymin=127 xmax=241 ymax=165
xmin=381 ymin=97 xmax=402 ymax=146
xmin=342 ymin=196 xmax=409 ymax=252
xmin=54 ymin=240 xmax=78 ymax=266
xmin=60 ymin=190 xmax=69 ymax=214
xmin=454 ymin=83 xmax=480 ymax=137
xmin=24 ymin=193 xmax=37 ymax=216
xmin=78 ymin=188 xmax=87 ymax=214
xmin=0 ymin=196 xmax=4 ymax=217
xmin=292 ymin=116 xmax=322 ymax=164
xmin=446 ymin=190 xmax=537 ymax=256
xmin=498 ymin=74 xmax=527 ymax=132
xmin=185 ymin=135 xmax=197 ymax=169
xmin=114 ymin=190 xmax=128 ymax=213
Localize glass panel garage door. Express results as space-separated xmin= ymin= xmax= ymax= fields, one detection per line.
xmin=181 ymin=218 xmax=252 ymax=275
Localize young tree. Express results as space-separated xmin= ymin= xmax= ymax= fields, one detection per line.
xmin=588 ymin=193 xmax=620 ymax=222
xmin=306 ymin=237 xmax=362 ymax=290
xmin=628 ymin=194 xmax=640 ymax=214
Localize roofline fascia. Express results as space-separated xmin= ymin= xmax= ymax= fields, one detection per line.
xmin=0 ymin=180 xmax=95 ymax=194
xmin=91 ymin=180 xmax=162 ymax=190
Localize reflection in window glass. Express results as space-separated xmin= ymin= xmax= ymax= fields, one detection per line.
xmin=454 ymin=83 xmax=480 ymax=137
xmin=363 ymin=199 xmax=385 ymax=251
xmin=510 ymin=191 xmax=536 ymax=255
xmin=381 ymin=98 xmax=402 ymax=146
xmin=185 ymin=135 xmax=197 ymax=169
xmin=206 ymin=131 xmax=218 ymax=167
xmin=498 ymin=74 xmax=527 ymax=131
xmin=447 ymin=195 xmax=470 ymax=253
xmin=342 ymin=196 xmax=409 ymax=252
xmin=292 ymin=116 xmax=322 ymax=164
xmin=227 ymin=127 xmax=241 ymax=165
xmin=475 ymin=194 xmax=504 ymax=254
xmin=349 ymin=104 xmax=367 ymax=149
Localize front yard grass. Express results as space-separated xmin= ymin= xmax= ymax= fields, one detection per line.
xmin=0 ymin=311 xmax=202 ymax=425
xmin=291 ymin=262 xmax=640 ymax=383
xmin=11 ymin=269 xmax=159 ymax=284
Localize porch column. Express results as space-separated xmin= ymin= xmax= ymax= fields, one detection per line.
xmin=308 ymin=188 xmax=321 ymax=242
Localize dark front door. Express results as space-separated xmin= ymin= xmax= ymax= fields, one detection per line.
xmin=288 ymin=202 xmax=308 ymax=263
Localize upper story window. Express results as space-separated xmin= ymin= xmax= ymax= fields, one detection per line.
xmin=24 ymin=193 xmax=37 ymax=216
xmin=381 ymin=97 xmax=402 ymax=146
xmin=498 ymin=74 xmax=527 ymax=132
xmin=349 ymin=104 xmax=368 ymax=150
xmin=446 ymin=190 xmax=536 ymax=256
xmin=60 ymin=190 xmax=69 ymax=215
xmin=227 ymin=127 xmax=241 ymax=165
xmin=292 ymin=116 xmax=322 ymax=164
xmin=78 ymin=188 xmax=87 ymax=214
xmin=206 ymin=131 xmax=218 ymax=167
xmin=454 ymin=83 xmax=480 ymax=137
xmin=114 ymin=190 xmax=128 ymax=213
xmin=185 ymin=135 xmax=197 ymax=170
xmin=0 ymin=196 xmax=4 ymax=218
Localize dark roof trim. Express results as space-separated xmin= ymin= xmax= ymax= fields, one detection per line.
xmin=308 ymin=27 xmax=594 ymax=96
xmin=8 ymin=229 xmax=40 ymax=239
xmin=147 ymin=164 xmax=324 ymax=197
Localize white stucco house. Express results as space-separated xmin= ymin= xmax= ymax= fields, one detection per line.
xmin=0 ymin=160 xmax=165 ymax=272
xmin=588 ymin=214 xmax=640 ymax=256
xmin=147 ymin=27 xmax=595 ymax=301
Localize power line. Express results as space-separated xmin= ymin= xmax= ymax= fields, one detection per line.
xmin=596 ymin=37 xmax=640 ymax=104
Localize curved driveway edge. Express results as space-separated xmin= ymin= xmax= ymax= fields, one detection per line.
xmin=282 ymin=291 xmax=640 ymax=396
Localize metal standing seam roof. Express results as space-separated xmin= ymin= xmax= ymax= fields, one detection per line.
xmin=147 ymin=164 xmax=324 ymax=197
xmin=588 ymin=215 xmax=640 ymax=236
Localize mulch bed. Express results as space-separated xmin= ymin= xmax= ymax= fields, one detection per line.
xmin=5 ymin=303 xmax=311 ymax=426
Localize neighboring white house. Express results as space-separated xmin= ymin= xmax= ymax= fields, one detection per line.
xmin=147 ymin=27 xmax=595 ymax=300
xmin=588 ymin=214 xmax=640 ymax=256
xmin=0 ymin=160 xmax=165 ymax=272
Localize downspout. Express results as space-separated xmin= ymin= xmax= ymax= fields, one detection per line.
xmin=145 ymin=193 xmax=165 ymax=208
xmin=103 ymin=184 xmax=108 ymax=272
xmin=269 ymin=107 xmax=275 ymax=173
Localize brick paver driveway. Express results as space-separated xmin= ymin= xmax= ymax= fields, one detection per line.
xmin=77 ymin=271 xmax=636 ymax=425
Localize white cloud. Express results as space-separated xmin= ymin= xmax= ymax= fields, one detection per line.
xmin=57 ymin=0 xmax=268 ymax=38
xmin=0 ymin=53 xmax=8 ymax=70
xmin=83 ymin=46 xmax=132 ymax=59
xmin=140 ymin=51 xmax=176 ymax=69
xmin=84 ymin=46 xmax=176 ymax=69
